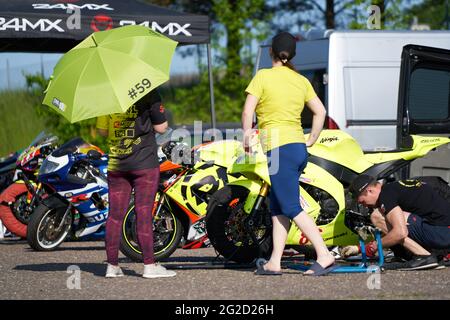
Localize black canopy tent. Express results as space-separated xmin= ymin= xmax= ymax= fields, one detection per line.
xmin=0 ymin=0 xmax=216 ymax=127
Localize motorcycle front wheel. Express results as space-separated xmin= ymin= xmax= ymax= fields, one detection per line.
xmin=27 ymin=203 xmax=72 ymax=251
xmin=206 ymin=185 xmax=272 ymax=264
xmin=120 ymin=204 xmax=183 ymax=262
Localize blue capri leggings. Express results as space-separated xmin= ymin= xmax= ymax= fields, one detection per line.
xmin=266 ymin=143 xmax=308 ymax=219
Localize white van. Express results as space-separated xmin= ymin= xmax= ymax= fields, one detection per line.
xmin=255 ymin=30 xmax=450 ymax=180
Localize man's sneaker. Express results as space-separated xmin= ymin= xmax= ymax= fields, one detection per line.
xmin=433 ymin=253 xmax=449 ymax=270
xmin=105 ymin=264 xmax=124 ymax=278
xmin=143 ymin=264 xmax=176 ymax=278
xmin=399 ymin=255 xmax=439 ymax=271
xmin=433 ymin=260 xmax=446 ymax=270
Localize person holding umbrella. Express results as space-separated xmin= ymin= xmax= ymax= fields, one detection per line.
xmin=97 ymin=90 xmax=176 ymax=278
xmin=41 ymin=25 xmax=178 ymax=278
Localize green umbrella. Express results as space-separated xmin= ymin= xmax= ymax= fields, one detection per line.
xmin=43 ymin=25 xmax=178 ymax=123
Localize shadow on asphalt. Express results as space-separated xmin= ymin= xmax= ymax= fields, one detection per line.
xmin=118 ymin=255 xmax=256 ymax=271
xmin=1 ymin=240 xmax=105 ymax=250
xmin=157 ymin=255 xmax=307 ymax=272
xmin=13 ymin=263 xmax=141 ymax=277
xmin=23 ymin=245 xmax=105 ymax=252
xmin=162 ymin=255 xmax=225 ymax=263
xmin=0 ymin=240 xmax=27 ymax=245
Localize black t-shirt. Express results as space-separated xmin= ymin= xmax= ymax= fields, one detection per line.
xmin=377 ymin=180 xmax=450 ymax=226
xmin=96 ymin=90 xmax=167 ymax=171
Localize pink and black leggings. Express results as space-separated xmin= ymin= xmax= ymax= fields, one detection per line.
xmin=105 ymin=167 xmax=160 ymax=265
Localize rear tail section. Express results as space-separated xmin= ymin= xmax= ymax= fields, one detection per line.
xmin=405 ymin=135 xmax=450 ymax=160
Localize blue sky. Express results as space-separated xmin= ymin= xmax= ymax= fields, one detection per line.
xmin=0 ymin=47 xmax=199 ymax=89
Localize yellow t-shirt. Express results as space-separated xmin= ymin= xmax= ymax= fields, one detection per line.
xmin=96 ymin=91 xmax=166 ymax=171
xmin=245 ymin=66 xmax=317 ymax=152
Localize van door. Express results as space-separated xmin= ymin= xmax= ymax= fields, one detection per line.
xmin=397 ymin=44 xmax=450 ymax=181
xmin=397 ymin=44 xmax=450 ymax=139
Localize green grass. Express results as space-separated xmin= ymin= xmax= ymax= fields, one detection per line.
xmin=0 ymin=90 xmax=45 ymax=157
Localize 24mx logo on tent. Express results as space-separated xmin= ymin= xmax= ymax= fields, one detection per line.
xmin=0 ymin=18 xmax=64 ymax=32
xmin=120 ymin=20 xmax=192 ymax=36
xmin=32 ymin=3 xmax=114 ymax=11
xmin=0 ymin=17 xmax=192 ymax=37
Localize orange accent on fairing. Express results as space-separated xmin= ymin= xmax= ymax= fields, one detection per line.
xmin=173 ymin=200 xmax=200 ymax=223
xmin=163 ymin=169 xmax=188 ymax=192
xmin=151 ymin=200 xmax=159 ymax=216
xmin=160 ymin=160 xmax=182 ymax=172
xmin=229 ymin=198 xmax=239 ymax=207
xmin=182 ymin=236 xmax=208 ymax=249
xmin=70 ymin=194 xmax=89 ymax=203
xmin=192 ymin=142 xmax=213 ymax=151
xmin=33 ymin=149 xmax=41 ymax=157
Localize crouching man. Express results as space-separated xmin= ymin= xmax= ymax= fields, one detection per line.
xmin=342 ymin=175 xmax=450 ymax=270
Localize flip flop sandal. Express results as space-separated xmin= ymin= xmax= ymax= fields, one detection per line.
xmin=254 ymin=258 xmax=282 ymax=276
xmin=255 ymin=258 xmax=268 ymax=269
xmin=255 ymin=268 xmax=283 ymax=275
xmin=303 ymin=261 xmax=338 ymax=276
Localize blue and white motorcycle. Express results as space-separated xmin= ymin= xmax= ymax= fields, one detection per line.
xmin=27 ymin=138 xmax=108 ymax=251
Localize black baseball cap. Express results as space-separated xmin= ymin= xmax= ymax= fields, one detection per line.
xmin=349 ymin=175 xmax=376 ymax=198
xmin=272 ymin=32 xmax=296 ymax=61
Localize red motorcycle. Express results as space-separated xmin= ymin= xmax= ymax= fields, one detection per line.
xmin=0 ymin=133 xmax=58 ymax=238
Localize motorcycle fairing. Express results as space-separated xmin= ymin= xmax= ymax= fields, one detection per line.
xmin=166 ymin=163 xmax=241 ymax=217
xmin=307 ymin=130 xmax=374 ymax=172
xmin=195 ymin=140 xmax=242 ymax=168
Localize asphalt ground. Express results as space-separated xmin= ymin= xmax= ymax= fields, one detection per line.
xmin=0 ymin=240 xmax=449 ymax=301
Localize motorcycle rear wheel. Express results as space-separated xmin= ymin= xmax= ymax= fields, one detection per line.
xmin=206 ymin=185 xmax=272 ymax=264
xmin=120 ymin=204 xmax=183 ymax=262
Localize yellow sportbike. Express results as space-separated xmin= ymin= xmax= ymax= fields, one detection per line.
xmin=119 ymin=138 xmax=244 ymax=262
xmin=205 ymin=130 xmax=450 ymax=263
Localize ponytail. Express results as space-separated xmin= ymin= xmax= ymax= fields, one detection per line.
xmin=277 ymin=51 xmax=296 ymax=71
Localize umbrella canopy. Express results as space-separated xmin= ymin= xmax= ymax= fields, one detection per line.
xmin=42 ymin=25 xmax=177 ymax=123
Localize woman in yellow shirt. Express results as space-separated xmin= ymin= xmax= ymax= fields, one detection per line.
xmin=242 ymin=32 xmax=336 ymax=276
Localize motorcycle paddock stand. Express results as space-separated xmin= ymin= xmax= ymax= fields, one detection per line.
xmin=287 ymin=230 xmax=385 ymax=274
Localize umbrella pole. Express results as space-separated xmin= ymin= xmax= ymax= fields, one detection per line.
xmin=207 ymin=43 xmax=216 ymax=129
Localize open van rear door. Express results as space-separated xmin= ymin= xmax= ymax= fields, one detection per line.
xmin=397 ymin=44 xmax=450 ymax=181
xmin=397 ymin=44 xmax=450 ymax=147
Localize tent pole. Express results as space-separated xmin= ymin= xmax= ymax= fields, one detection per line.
xmin=207 ymin=43 xmax=216 ymax=129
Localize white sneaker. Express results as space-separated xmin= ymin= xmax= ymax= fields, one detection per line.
xmin=105 ymin=264 xmax=124 ymax=278
xmin=142 ymin=264 xmax=176 ymax=278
